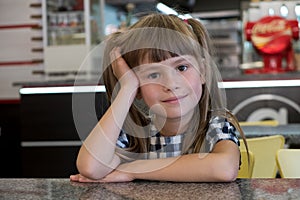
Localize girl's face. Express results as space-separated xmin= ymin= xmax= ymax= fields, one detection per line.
xmin=134 ymin=55 xmax=205 ymax=120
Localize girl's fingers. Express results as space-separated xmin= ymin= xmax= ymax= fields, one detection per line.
xmin=110 ymin=47 xmax=128 ymax=78
xmin=69 ymin=171 xmax=134 ymax=183
xmin=110 ymin=47 xmax=122 ymax=65
xmin=70 ymin=174 xmax=103 ymax=183
xmin=109 ymin=47 xmax=139 ymax=93
xmin=70 ymin=174 xmax=79 ymax=181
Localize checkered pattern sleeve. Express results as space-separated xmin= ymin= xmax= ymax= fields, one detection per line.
xmin=205 ymin=116 xmax=240 ymax=152
xmin=116 ymin=128 xmax=184 ymax=159
xmin=116 ymin=131 xmax=130 ymax=148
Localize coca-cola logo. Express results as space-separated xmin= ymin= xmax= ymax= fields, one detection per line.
xmin=252 ymin=18 xmax=289 ymax=36
xmin=251 ymin=16 xmax=292 ymax=54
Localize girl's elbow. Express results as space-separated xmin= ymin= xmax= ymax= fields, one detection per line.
xmin=214 ymin=164 xmax=238 ymax=182
xmin=76 ymin=159 xmax=107 ymax=180
xmin=76 ymin=153 xmax=121 ymax=180
xmin=219 ymin=170 xmax=238 ymax=182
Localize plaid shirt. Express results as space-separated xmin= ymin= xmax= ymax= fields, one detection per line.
xmin=116 ymin=116 xmax=239 ymax=159
xmin=149 ymin=131 xmax=184 ymax=159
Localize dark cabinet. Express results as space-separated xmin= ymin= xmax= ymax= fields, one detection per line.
xmin=0 ymin=102 xmax=22 ymax=178
xmin=20 ymin=88 xmax=108 ymax=178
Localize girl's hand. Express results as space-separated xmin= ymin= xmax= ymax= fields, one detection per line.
xmin=70 ymin=174 xmax=103 ymax=183
xmin=110 ymin=47 xmax=139 ymax=92
xmin=70 ymin=170 xmax=134 ymax=183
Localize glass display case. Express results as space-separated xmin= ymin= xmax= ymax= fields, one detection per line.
xmin=42 ymin=0 xmax=104 ymax=74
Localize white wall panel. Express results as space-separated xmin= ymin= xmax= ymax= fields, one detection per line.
xmin=0 ymin=0 xmax=42 ymax=26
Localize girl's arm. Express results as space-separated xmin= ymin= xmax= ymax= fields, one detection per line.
xmin=116 ymin=140 xmax=240 ymax=182
xmin=76 ymin=48 xmax=139 ymax=180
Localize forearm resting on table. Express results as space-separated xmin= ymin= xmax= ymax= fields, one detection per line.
xmin=118 ymin=141 xmax=240 ymax=182
xmin=76 ymin=89 xmax=133 ymax=179
xmin=76 ymin=141 xmax=121 ymax=180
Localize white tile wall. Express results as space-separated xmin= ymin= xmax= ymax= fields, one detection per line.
xmin=0 ymin=0 xmax=42 ymax=26
xmin=0 ymin=64 xmax=44 ymax=99
xmin=0 ymin=0 xmax=44 ymax=100
xmin=0 ymin=28 xmax=43 ymax=62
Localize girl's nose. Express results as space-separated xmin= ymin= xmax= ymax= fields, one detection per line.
xmin=163 ymin=73 xmax=180 ymax=92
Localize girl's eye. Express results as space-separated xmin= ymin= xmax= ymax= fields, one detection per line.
xmin=148 ymin=72 xmax=160 ymax=79
xmin=177 ymin=65 xmax=188 ymax=72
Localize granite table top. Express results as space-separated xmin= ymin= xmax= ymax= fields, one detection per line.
xmin=1 ymin=178 xmax=300 ymax=200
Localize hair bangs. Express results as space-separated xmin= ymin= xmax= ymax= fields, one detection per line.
xmin=118 ymin=27 xmax=201 ymax=67
xmin=123 ymin=48 xmax=182 ymax=68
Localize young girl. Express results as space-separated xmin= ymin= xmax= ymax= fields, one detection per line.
xmin=70 ymin=14 xmax=247 ymax=183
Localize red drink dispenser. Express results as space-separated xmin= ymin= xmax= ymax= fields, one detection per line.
xmin=245 ymin=15 xmax=299 ymax=73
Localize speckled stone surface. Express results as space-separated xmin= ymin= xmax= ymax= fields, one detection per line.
xmin=1 ymin=179 xmax=300 ymax=200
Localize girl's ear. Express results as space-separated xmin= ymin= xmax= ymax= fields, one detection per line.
xmin=200 ymin=74 xmax=206 ymax=84
xmin=198 ymin=58 xmax=206 ymax=84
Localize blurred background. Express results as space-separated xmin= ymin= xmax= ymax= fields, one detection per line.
xmin=0 ymin=0 xmax=299 ymax=178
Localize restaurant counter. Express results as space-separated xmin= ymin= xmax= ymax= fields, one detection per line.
xmin=1 ymin=178 xmax=300 ymax=199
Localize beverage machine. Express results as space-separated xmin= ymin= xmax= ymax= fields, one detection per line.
xmin=242 ymin=1 xmax=300 ymax=73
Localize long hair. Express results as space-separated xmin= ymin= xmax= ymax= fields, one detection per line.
xmin=102 ymin=14 xmax=248 ymax=158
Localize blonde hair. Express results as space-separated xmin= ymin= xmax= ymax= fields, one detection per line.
xmin=102 ymin=14 xmax=248 ymax=158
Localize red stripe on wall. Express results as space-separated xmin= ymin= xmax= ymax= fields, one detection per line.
xmin=0 ymin=24 xmax=40 ymax=29
xmin=0 ymin=60 xmax=43 ymax=66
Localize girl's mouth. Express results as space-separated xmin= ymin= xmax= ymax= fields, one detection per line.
xmin=162 ymin=95 xmax=187 ymax=104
